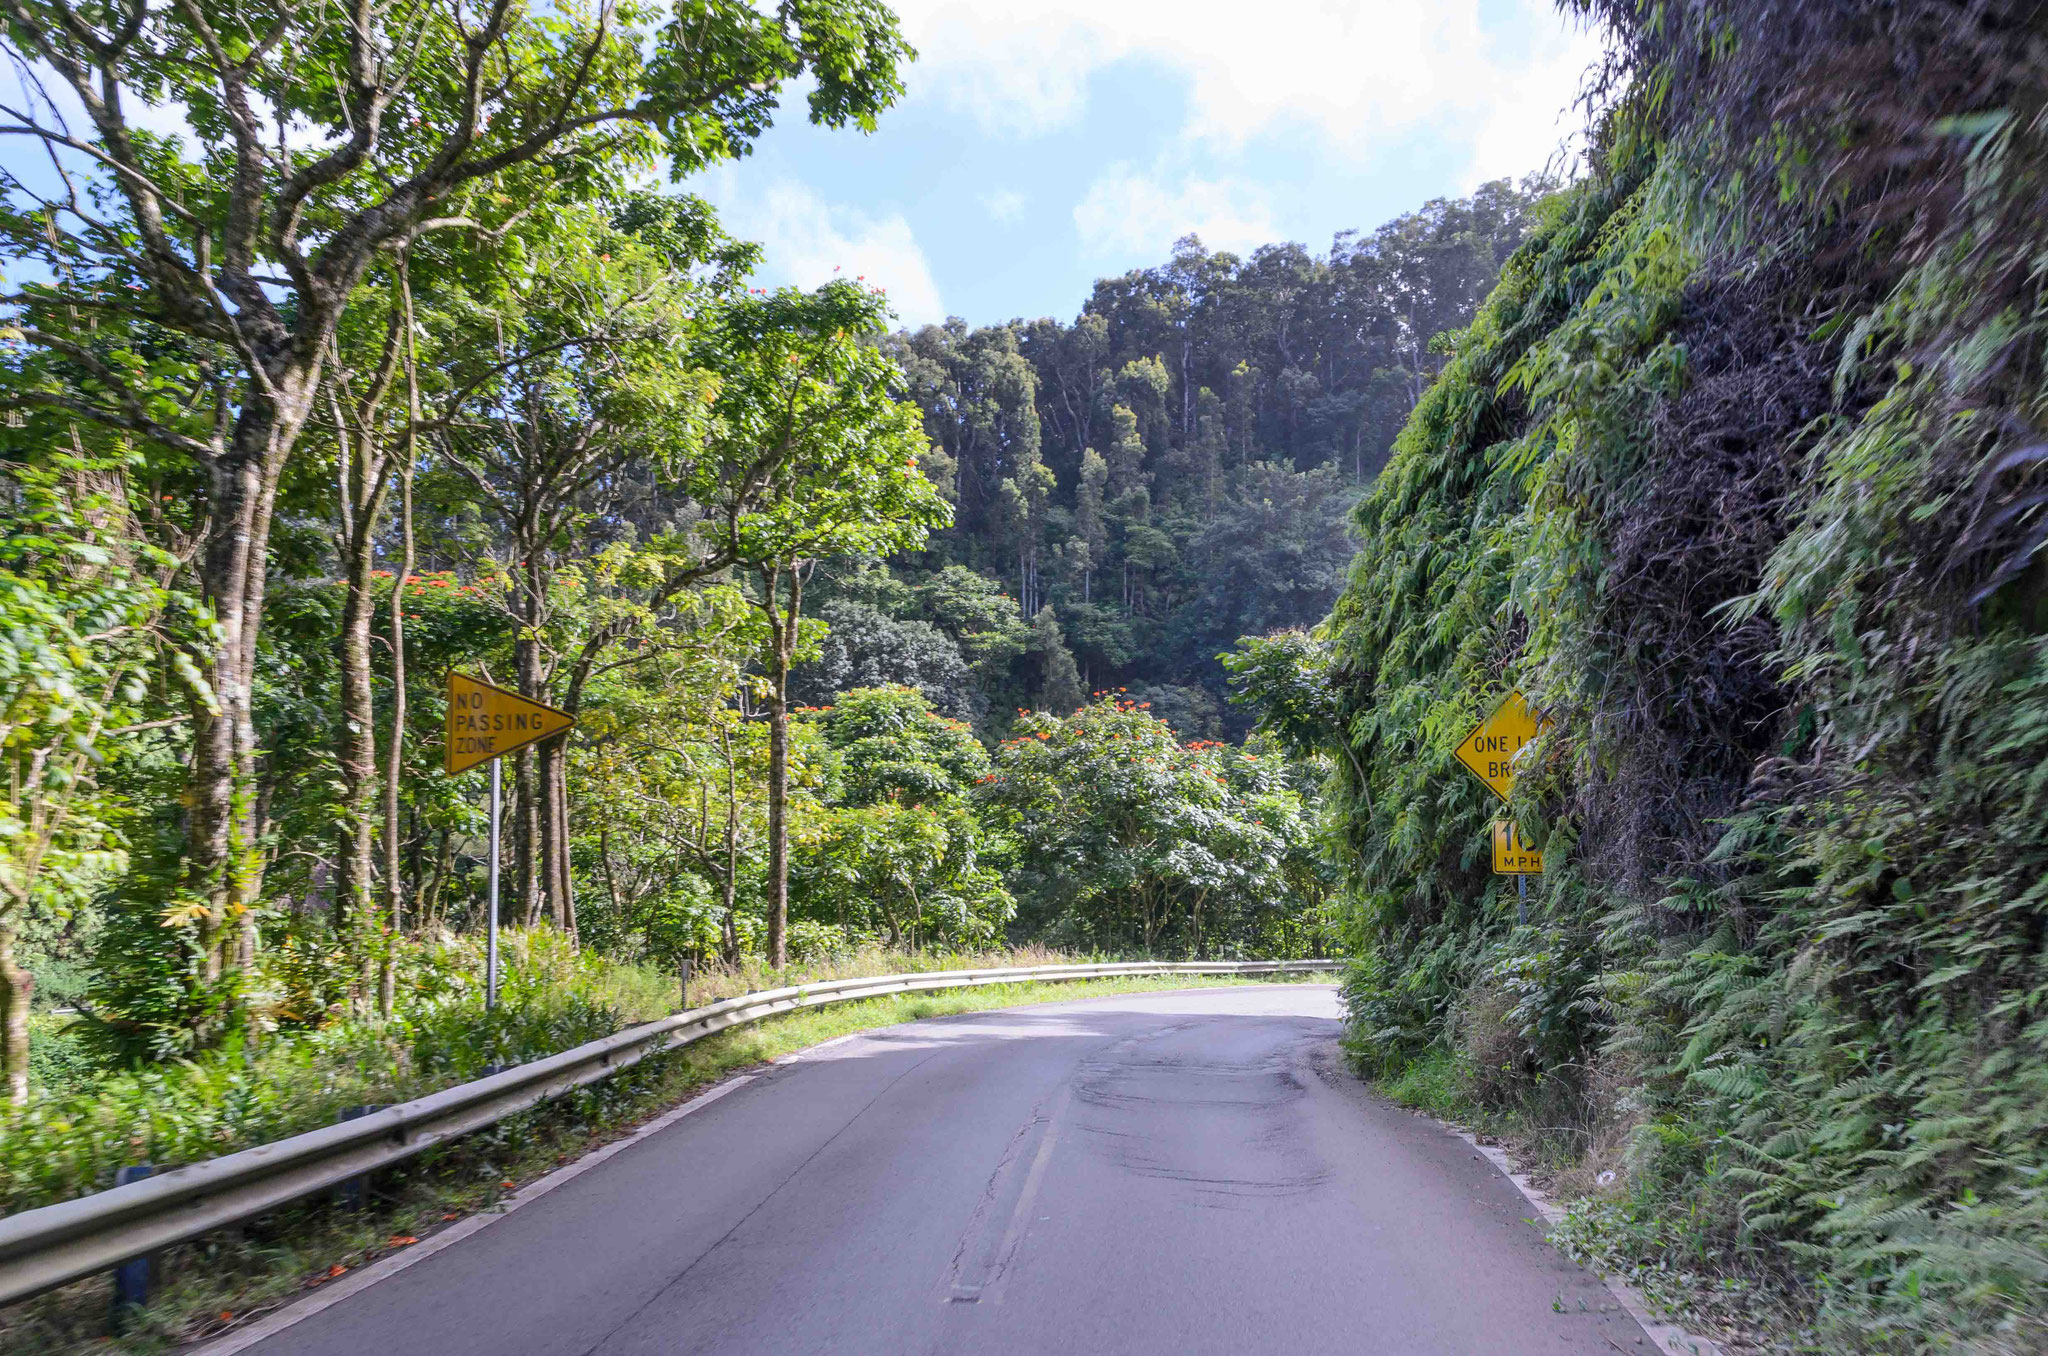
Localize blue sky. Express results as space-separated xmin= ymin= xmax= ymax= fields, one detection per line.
xmin=691 ymin=0 xmax=1606 ymax=329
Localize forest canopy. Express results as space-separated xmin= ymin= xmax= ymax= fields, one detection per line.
xmin=852 ymin=178 xmax=1553 ymax=734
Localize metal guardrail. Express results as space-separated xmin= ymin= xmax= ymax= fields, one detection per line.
xmin=0 ymin=959 xmax=1339 ymax=1305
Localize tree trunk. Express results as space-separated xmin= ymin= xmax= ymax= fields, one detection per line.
xmin=329 ymin=380 xmax=395 ymax=1011
xmin=1180 ymin=337 xmax=1191 ymax=440
xmin=540 ymin=740 xmax=564 ymax=929
xmin=0 ymin=926 xmax=32 ymax=1105
xmin=515 ymin=554 xmax=546 ymax=929
xmin=720 ymin=726 xmax=742 ymax=966
xmin=328 ymin=341 xmax=399 ymax=958
xmin=720 ymin=873 xmax=740 ymax=966
xmin=543 ymin=739 xmax=575 ymax=942
xmin=187 ymin=371 xmax=320 ymax=998
xmin=418 ymin=828 xmax=453 ymax=933
xmin=759 ymin=562 xmax=804 ymax=971
xmin=537 ymin=702 xmax=576 ymax=940
xmin=765 ymin=681 xmax=789 ymax=970
xmin=186 ymin=471 xmax=258 ymax=981
xmin=334 ymin=538 xmax=379 ymax=934
xmin=516 ymin=745 xmax=541 ymax=927
xmin=379 ymin=373 xmax=417 ymax=1017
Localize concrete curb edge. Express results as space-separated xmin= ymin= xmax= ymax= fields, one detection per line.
xmin=1447 ymin=1126 xmax=1726 ymax=1356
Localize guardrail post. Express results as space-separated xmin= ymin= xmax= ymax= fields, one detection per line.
xmin=335 ymin=1105 xmax=387 ymax=1211
xmin=108 ymin=1163 xmax=155 ymax=1332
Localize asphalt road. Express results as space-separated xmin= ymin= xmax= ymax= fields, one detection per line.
xmin=230 ymin=986 xmax=1652 ymax=1355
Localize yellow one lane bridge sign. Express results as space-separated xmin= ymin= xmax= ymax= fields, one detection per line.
xmin=1453 ymin=690 xmax=1549 ymax=804
xmin=444 ymin=672 xmax=576 ymax=775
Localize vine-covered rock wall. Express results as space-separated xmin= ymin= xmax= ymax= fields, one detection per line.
xmin=1324 ymin=2 xmax=2048 ymax=1346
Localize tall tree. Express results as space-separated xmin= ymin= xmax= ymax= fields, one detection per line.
xmin=691 ymin=283 xmax=950 ymax=967
xmin=429 ymin=209 xmax=718 ymax=933
xmin=321 ymin=264 xmax=414 ymax=947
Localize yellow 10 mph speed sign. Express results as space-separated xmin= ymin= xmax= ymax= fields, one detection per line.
xmin=1492 ymin=821 xmax=1543 ymax=874
xmin=1453 ymin=690 xmax=1548 ymax=803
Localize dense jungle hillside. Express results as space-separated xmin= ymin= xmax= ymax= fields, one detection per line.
xmin=797 ymin=179 xmax=1551 ymax=738
xmin=11 ymin=0 xmax=2048 ymax=1346
xmin=1286 ymin=0 xmax=2048 ymax=1348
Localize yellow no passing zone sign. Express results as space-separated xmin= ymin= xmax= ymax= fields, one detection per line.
xmin=1492 ymin=821 xmax=1542 ymax=875
xmin=444 ymin=672 xmax=576 ymax=775
xmin=1453 ymin=690 xmax=1549 ymax=803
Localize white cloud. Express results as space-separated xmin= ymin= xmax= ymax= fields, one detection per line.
xmin=889 ymin=0 xmax=1602 ymax=176
xmin=979 ymin=187 xmax=1028 ymax=224
xmin=1072 ymin=167 xmax=1277 ymax=261
xmin=704 ymin=173 xmax=947 ymax=327
xmin=1463 ymin=29 xmax=1606 ymax=186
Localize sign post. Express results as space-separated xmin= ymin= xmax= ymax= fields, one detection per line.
xmin=487 ymin=758 xmax=501 ymax=1009
xmin=1492 ymin=819 xmax=1543 ymax=924
xmin=444 ymin=673 xmax=577 ymax=1009
xmin=1456 ymin=691 xmax=1552 ymax=924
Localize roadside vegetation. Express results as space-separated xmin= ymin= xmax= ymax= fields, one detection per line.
xmin=6 ymin=934 xmax=1086 ymax=1215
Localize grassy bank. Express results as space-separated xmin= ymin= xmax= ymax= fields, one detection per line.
xmin=2 ymin=965 xmax=1322 ymax=1355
